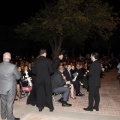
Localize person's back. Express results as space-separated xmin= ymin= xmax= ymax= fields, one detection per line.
xmin=0 ymin=52 xmax=20 ymax=120
xmin=27 ymin=49 xmax=54 ymax=112
xmin=33 ymin=56 xmax=53 ymax=78
xmin=0 ymin=62 xmax=19 ymax=94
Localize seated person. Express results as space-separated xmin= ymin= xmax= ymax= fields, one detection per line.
xmin=22 ymin=65 xmax=32 ymax=87
xmin=63 ymin=64 xmax=76 ymax=99
xmin=15 ymin=66 xmax=22 ymax=101
xmin=62 ymin=74 xmax=76 ymax=99
xmin=64 ymin=64 xmax=83 ymax=96
xmin=51 ymin=66 xmax=72 ymax=107
xmin=74 ymin=63 xmax=84 ymax=96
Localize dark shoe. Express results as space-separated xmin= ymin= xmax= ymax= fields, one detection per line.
xmin=49 ymin=108 xmax=54 ymax=112
xmin=15 ymin=118 xmax=20 ymax=120
xmin=14 ymin=98 xmax=18 ymax=101
xmin=93 ymin=106 xmax=99 ymax=111
xmin=62 ymin=102 xmax=72 ymax=107
xmin=76 ymin=93 xmax=84 ymax=96
xmin=39 ymin=107 xmax=44 ymax=112
xmin=83 ymin=108 xmax=93 ymax=111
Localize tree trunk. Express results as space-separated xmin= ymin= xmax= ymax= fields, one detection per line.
xmin=107 ymin=40 xmax=111 ymax=58
xmin=49 ymin=36 xmax=63 ymax=60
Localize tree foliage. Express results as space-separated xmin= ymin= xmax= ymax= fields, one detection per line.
xmin=15 ymin=0 xmax=118 ymax=58
xmin=84 ymin=0 xmax=118 ymax=41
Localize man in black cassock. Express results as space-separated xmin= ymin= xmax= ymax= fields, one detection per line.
xmin=27 ymin=49 xmax=54 ymax=112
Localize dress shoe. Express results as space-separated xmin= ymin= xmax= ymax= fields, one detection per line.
xmin=62 ymin=102 xmax=72 ymax=107
xmin=49 ymin=108 xmax=54 ymax=112
xmin=76 ymin=93 xmax=84 ymax=96
xmin=15 ymin=118 xmax=20 ymax=120
xmin=83 ymin=108 xmax=93 ymax=111
xmin=93 ymin=106 xmax=99 ymax=111
xmin=39 ymin=107 xmax=44 ymax=112
xmin=14 ymin=98 xmax=18 ymax=101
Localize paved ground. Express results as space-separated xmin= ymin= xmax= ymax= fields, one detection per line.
xmin=1 ymin=68 xmax=120 ymax=120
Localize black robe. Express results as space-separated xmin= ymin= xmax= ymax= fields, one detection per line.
xmin=27 ymin=56 xmax=54 ymax=109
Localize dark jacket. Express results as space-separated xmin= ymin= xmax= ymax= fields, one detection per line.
xmin=51 ymin=71 xmax=66 ymax=91
xmin=75 ymin=68 xmax=83 ymax=81
xmin=88 ymin=60 xmax=101 ymax=86
xmin=52 ymin=58 xmax=60 ymax=72
xmin=63 ymin=69 xmax=73 ymax=82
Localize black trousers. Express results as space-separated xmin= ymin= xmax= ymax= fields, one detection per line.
xmin=72 ymin=80 xmax=80 ymax=95
xmin=88 ymin=86 xmax=100 ymax=110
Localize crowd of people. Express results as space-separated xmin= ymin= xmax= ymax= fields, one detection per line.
xmin=0 ymin=50 xmax=118 ymax=120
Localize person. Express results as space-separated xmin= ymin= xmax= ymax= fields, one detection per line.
xmin=75 ymin=63 xmax=84 ymax=96
xmin=52 ymin=52 xmax=64 ymax=72
xmin=27 ymin=49 xmax=54 ymax=112
xmin=0 ymin=52 xmax=20 ymax=120
xmin=117 ymin=60 xmax=120 ymax=84
xmin=63 ymin=64 xmax=77 ymax=99
xmin=79 ymin=62 xmax=89 ymax=89
xmin=84 ymin=52 xmax=101 ymax=111
xmin=117 ymin=60 xmax=120 ymax=75
xmin=22 ymin=65 xmax=32 ymax=87
xmin=51 ymin=66 xmax=72 ymax=107
xmin=15 ymin=66 xmax=22 ymax=101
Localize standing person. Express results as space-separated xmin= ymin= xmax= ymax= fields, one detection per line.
xmin=0 ymin=52 xmax=20 ymax=120
xmin=27 ymin=49 xmax=54 ymax=112
xmin=52 ymin=52 xmax=64 ymax=72
xmin=84 ymin=52 xmax=101 ymax=111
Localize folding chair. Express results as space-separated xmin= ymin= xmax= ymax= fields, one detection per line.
xmin=52 ymin=93 xmax=62 ymax=103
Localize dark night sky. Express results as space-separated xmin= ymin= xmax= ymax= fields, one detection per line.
xmin=0 ymin=0 xmax=50 ymax=57
xmin=0 ymin=0 xmax=120 ymax=58
xmin=0 ymin=0 xmax=119 ymax=25
xmin=0 ymin=1 xmax=46 ymax=25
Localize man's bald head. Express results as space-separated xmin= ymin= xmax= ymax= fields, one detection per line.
xmin=3 ymin=52 xmax=11 ymax=62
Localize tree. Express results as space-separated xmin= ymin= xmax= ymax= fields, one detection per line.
xmin=15 ymin=0 xmax=118 ymax=59
xmin=84 ymin=0 xmax=119 ymax=57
